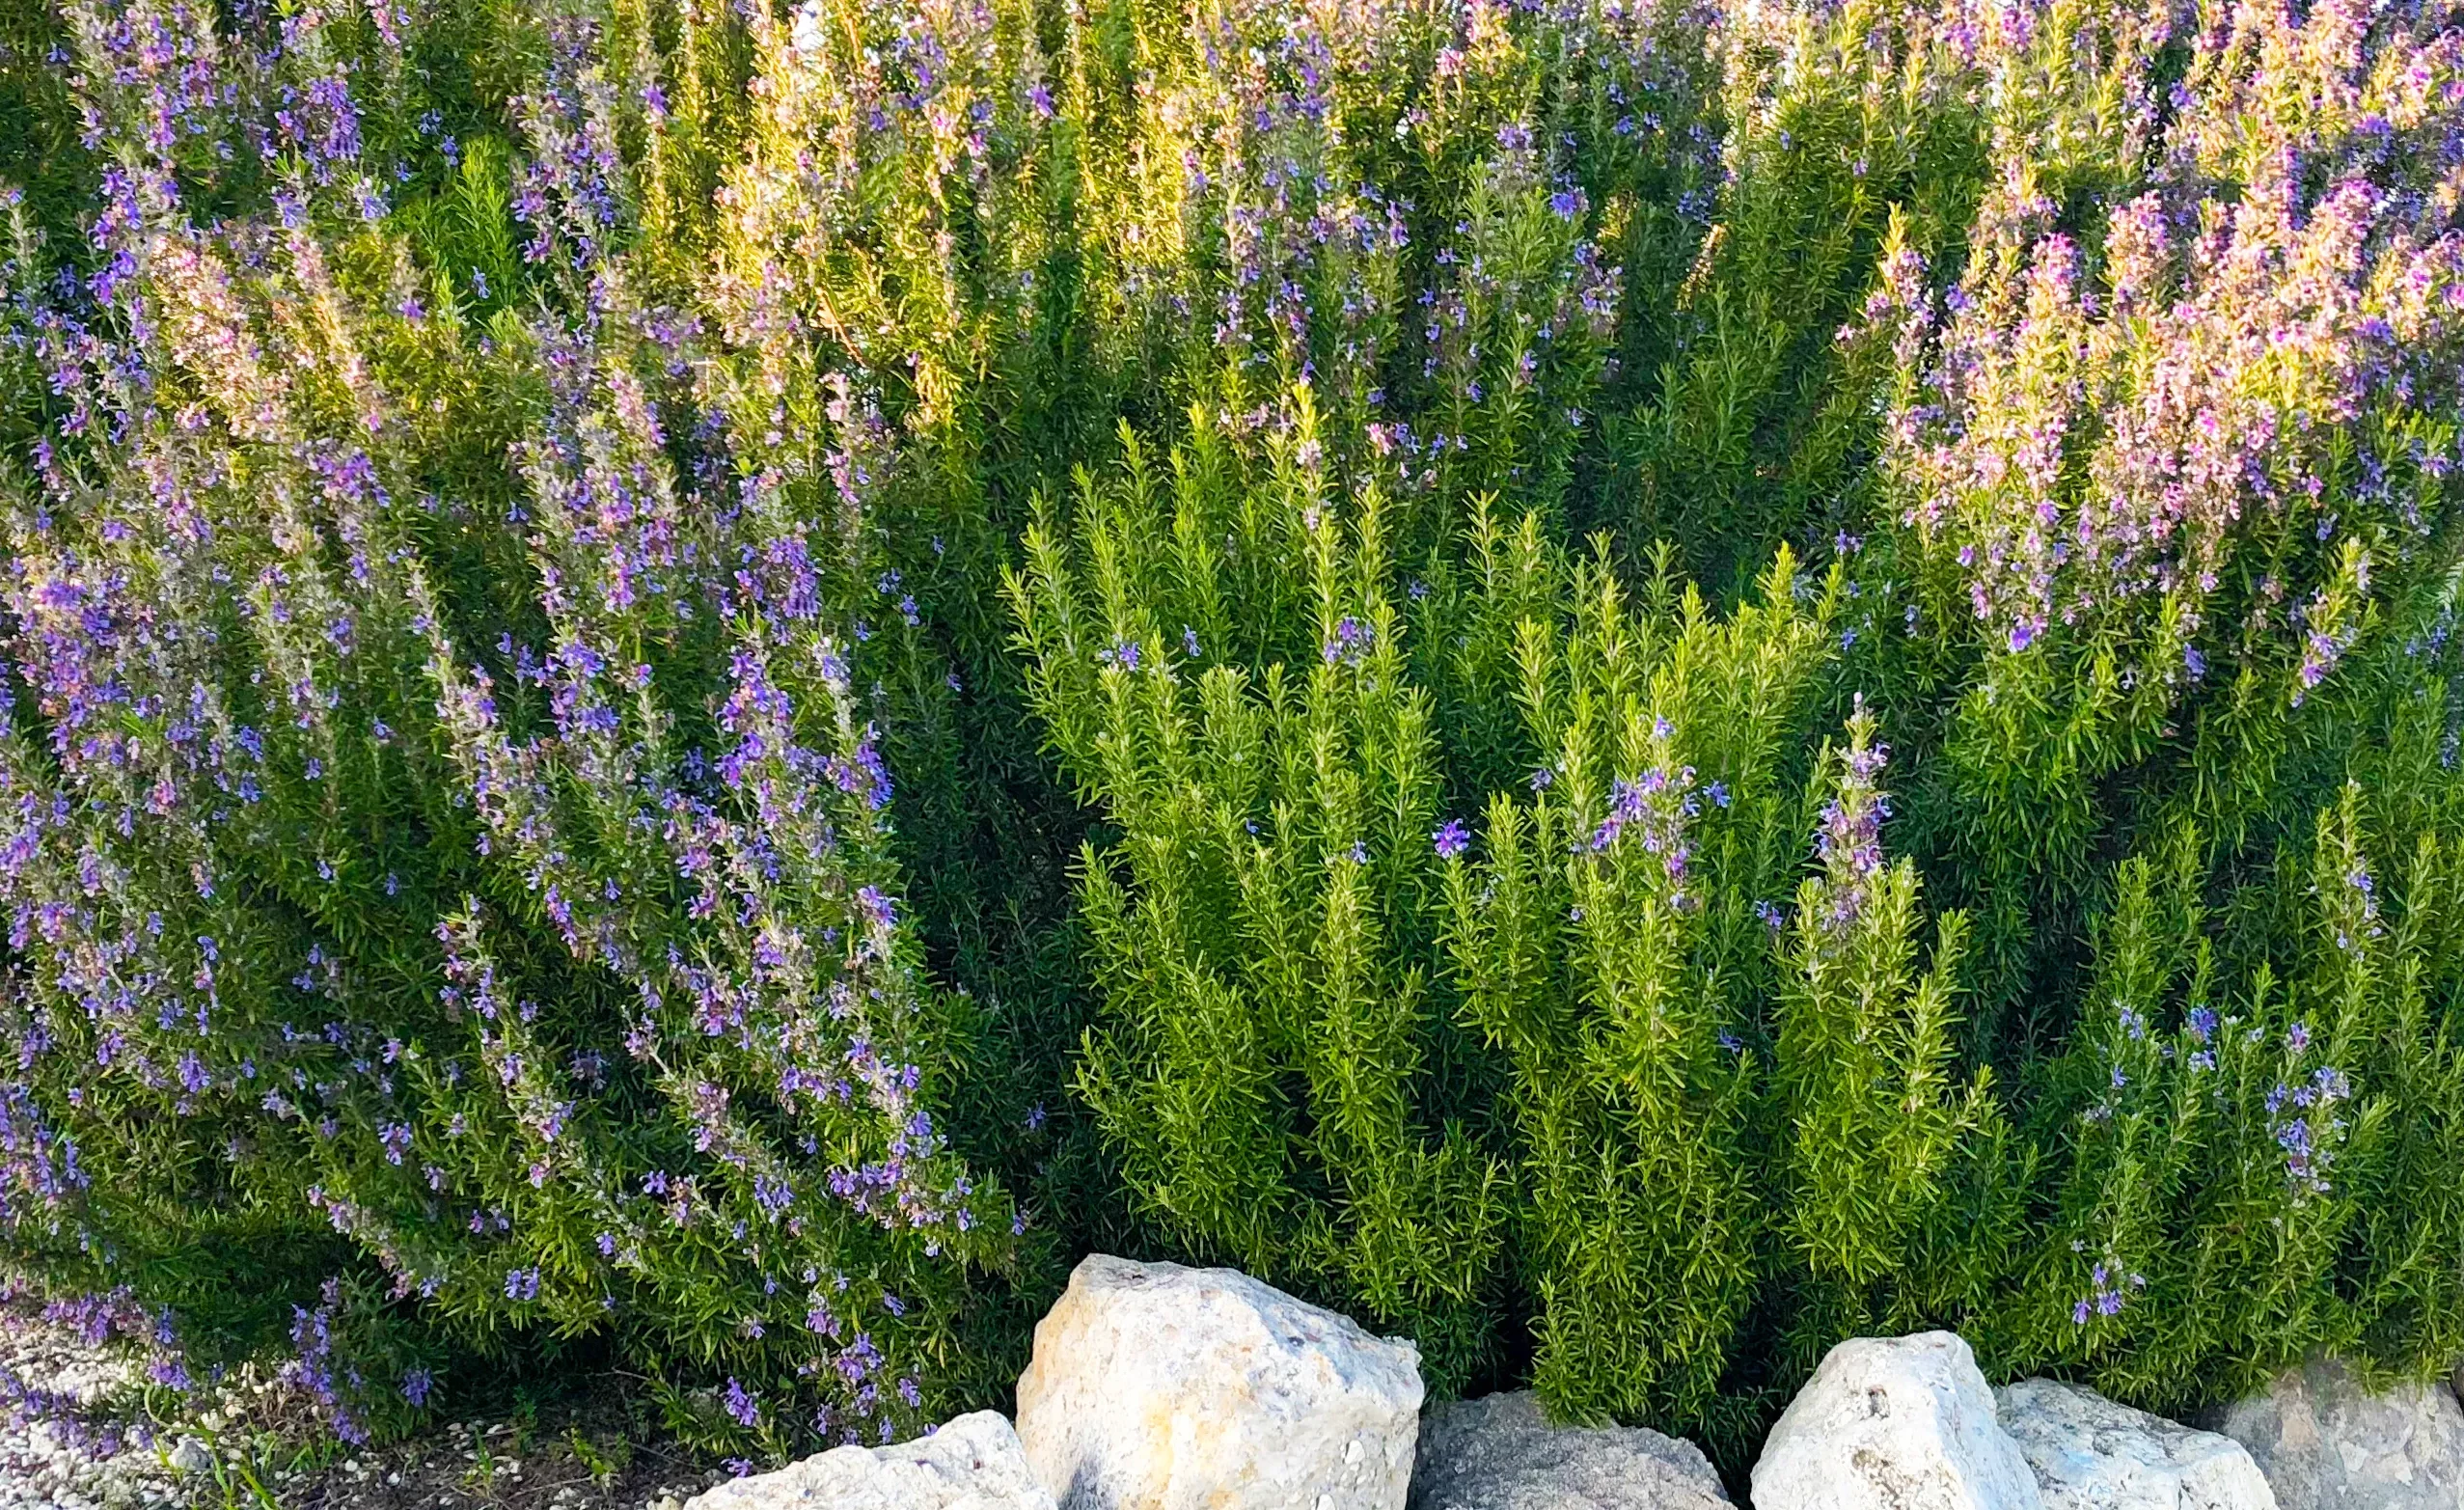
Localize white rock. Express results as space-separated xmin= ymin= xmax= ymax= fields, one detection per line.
xmin=1751 ymin=1332 xmax=2041 ymax=1510
xmin=1014 ymin=1253 xmax=1424 ymax=1510
xmin=681 ymin=1411 xmax=1054 ymax=1510
xmin=165 ymin=1437 xmax=213 ymax=1476
xmin=2204 ymin=1357 xmax=2464 ymax=1510
xmin=1996 ymin=1379 xmax=2273 ymax=1510
xmin=1408 ymin=1391 xmax=1732 ymax=1510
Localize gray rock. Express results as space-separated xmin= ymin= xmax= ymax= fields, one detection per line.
xmin=1407 ymin=1391 xmax=1731 ymax=1510
xmin=1014 ymin=1253 xmax=1423 ymax=1510
xmin=166 ymin=1436 xmax=214 ymax=1476
xmin=1996 ymin=1379 xmax=2273 ymax=1510
xmin=1751 ymin=1332 xmax=2041 ymax=1510
xmin=681 ymin=1411 xmax=1054 ymax=1510
xmin=2204 ymin=1357 xmax=2464 ymax=1510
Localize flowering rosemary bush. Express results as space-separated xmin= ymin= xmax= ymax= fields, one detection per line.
xmin=1006 ymin=0 xmax=2464 ymax=1450
xmin=3 ymin=0 xmax=2462 ymax=1469
xmin=0 ymin=0 xmax=1024 ymax=1455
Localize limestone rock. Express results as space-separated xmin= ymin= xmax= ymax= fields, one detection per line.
xmin=1751 ymin=1332 xmax=2041 ymax=1510
xmin=1407 ymin=1391 xmax=1732 ymax=1510
xmin=2204 ymin=1357 xmax=2464 ymax=1510
xmin=1014 ymin=1253 xmax=1424 ymax=1510
xmin=1995 ymin=1379 xmax=2273 ymax=1510
xmin=682 ymin=1411 xmax=1054 ymax=1510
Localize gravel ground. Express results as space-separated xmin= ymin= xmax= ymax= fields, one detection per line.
xmin=0 ymin=1304 xmax=737 ymax=1510
xmin=0 ymin=1313 xmax=183 ymax=1510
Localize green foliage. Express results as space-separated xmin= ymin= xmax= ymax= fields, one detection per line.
xmin=1443 ymin=547 xmax=1832 ymax=1430
xmin=1009 ymin=413 xmax=1509 ymax=1385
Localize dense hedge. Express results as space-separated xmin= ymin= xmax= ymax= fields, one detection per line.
xmin=3 ymin=0 xmax=2463 ymax=1468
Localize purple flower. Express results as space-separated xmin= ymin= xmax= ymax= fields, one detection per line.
xmin=722 ymin=1377 xmax=760 ymax=1428
xmin=1323 ymin=617 xmax=1374 ymax=666
xmin=1433 ymin=820 xmax=1470 ymax=860
xmin=856 ymin=886 xmax=896 ymax=932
